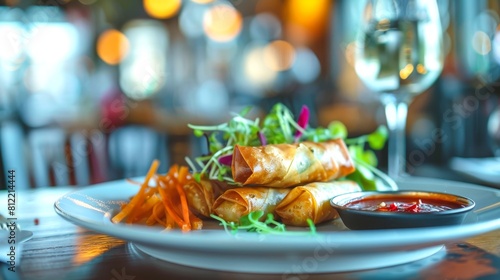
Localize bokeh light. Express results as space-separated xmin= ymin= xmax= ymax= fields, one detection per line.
xmin=96 ymin=29 xmax=129 ymax=65
xmin=0 ymin=22 xmax=26 ymax=71
xmin=263 ymin=40 xmax=296 ymax=71
xmin=493 ymin=30 xmax=500 ymax=63
xmin=249 ymin=13 xmax=281 ymax=41
xmin=28 ymin=23 xmax=78 ymax=63
xmin=203 ymin=3 xmax=243 ymax=42
xmin=416 ymin=64 xmax=427 ymax=74
xmin=291 ymin=47 xmax=320 ymax=84
xmin=120 ymin=20 xmax=168 ymax=100
xmin=143 ymin=0 xmax=182 ymax=19
xmin=243 ymin=46 xmax=277 ymax=89
xmin=472 ymin=31 xmax=491 ymax=55
xmin=284 ymin=0 xmax=330 ymax=43
xmin=191 ymin=0 xmax=214 ymax=4
xmin=179 ymin=2 xmax=207 ymax=38
xmin=399 ymin=64 xmax=414 ymax=80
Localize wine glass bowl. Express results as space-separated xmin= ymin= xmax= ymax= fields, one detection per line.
xmin=354 ymin=0 xmax=444 ymax=179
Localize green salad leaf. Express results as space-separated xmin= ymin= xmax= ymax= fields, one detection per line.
xmin=185 ymin=103 xmax=392 ymax=190
xmin=210 ymin=211 xmax=317 ymax=236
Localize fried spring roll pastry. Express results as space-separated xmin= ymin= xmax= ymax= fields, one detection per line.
xmin=183 ymin=179 xmax=234 ymax=218
xmin=232 ymin=139 xmax=355 ymax=188
xmin=212 ymin=187 xmax=290 ymax=222
xmin=275 ymin=181 xmax=361 ymax=226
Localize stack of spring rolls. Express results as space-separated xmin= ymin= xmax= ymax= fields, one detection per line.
xmin=184 ymin=138 xmax=361 ymax=227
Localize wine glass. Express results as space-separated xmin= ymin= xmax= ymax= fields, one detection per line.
xmin=354 ymin=0 xmax=444 ymax=179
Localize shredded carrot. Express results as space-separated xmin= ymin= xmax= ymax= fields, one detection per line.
xmin=112 ymin=159 xmax=159 ymax=224
xmin=130 ymin=194 xmax=161 ymax=223
xmin=174 ymin=166 xmax=191 ymax=229
xmin=146 ymin=201 xmax=165 ymax=226
xmin=157 ymin=180 xmax=188 ymax=230
xmin=111 ymin=160 xmax=202 ymax=232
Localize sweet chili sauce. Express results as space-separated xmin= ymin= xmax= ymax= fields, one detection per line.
xmin=344 ymin=195 xmax=465 ymax=213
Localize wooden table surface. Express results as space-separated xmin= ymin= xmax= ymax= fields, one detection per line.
xmin=1 ymin=186 xmax=500 ymax=280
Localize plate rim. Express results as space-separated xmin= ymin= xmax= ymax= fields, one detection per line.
xmin=53 ymin=176 xmax=500 ymax=253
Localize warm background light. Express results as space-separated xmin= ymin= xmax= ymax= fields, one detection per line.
xmin=263 ymin=40 xmax=296 ymax=71
xmin=143 ymin=0 xmax=182 ymax=19
xmin=244 ymin=46 xmax=277 ymax=88
xmin=96 ymin=29 xmax=129 ymax=65
xmin=284 ymin=0 xmax=330 ymax=44
xmin=399 ymin=64 xmax=414 ymax=80
xmin=203 ymin=4 xmax=243 ymax=42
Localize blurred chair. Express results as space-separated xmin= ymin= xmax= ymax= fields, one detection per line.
xmin=1 ymin=123 xmax=101 ymax=189
xmin=0 ymin=121 xmax=169 ymax=189
xmin=106 ymin=125 xmax=169 ymax=180
xmin=1 ymin=121 xmax=31 ymax=190
xmin=28 ymin=127 xmax=70 ymax=187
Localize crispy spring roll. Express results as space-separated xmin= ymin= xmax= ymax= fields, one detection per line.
xmin=275 ymin=181 xmax=361 ymax=226
xmin=232 ymin=139 xmax=355 ymax=188
xmin=183 ymin=179 xmax=234 ymax=218
xmin=212 ymin=187 xmax=290 ymax=222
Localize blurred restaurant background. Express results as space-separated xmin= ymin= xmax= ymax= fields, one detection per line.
xmin=0 ymin=0 xmax=499 ymax=189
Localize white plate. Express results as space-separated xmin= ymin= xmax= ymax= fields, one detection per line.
xmin=54 ymin=177 xmax=500 ymax=274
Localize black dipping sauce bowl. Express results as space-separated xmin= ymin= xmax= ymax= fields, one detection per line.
xmin=330 ymin=191 xmax=475 ymax=230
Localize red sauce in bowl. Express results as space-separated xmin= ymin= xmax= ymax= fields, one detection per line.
xmin=344 ymin=196 xmax=465 ymax=213
xmin=330 ymin=191 xmax=475 ymax=229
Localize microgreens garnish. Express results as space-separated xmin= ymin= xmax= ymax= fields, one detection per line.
xmin=185 ymin=103 xmax=392 ymax=190
xmin=210 ymin=211 xmax=317 ymax=236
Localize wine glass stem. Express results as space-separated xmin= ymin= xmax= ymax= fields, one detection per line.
xmin=384 ymin=97 xmax=409 ymax=179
